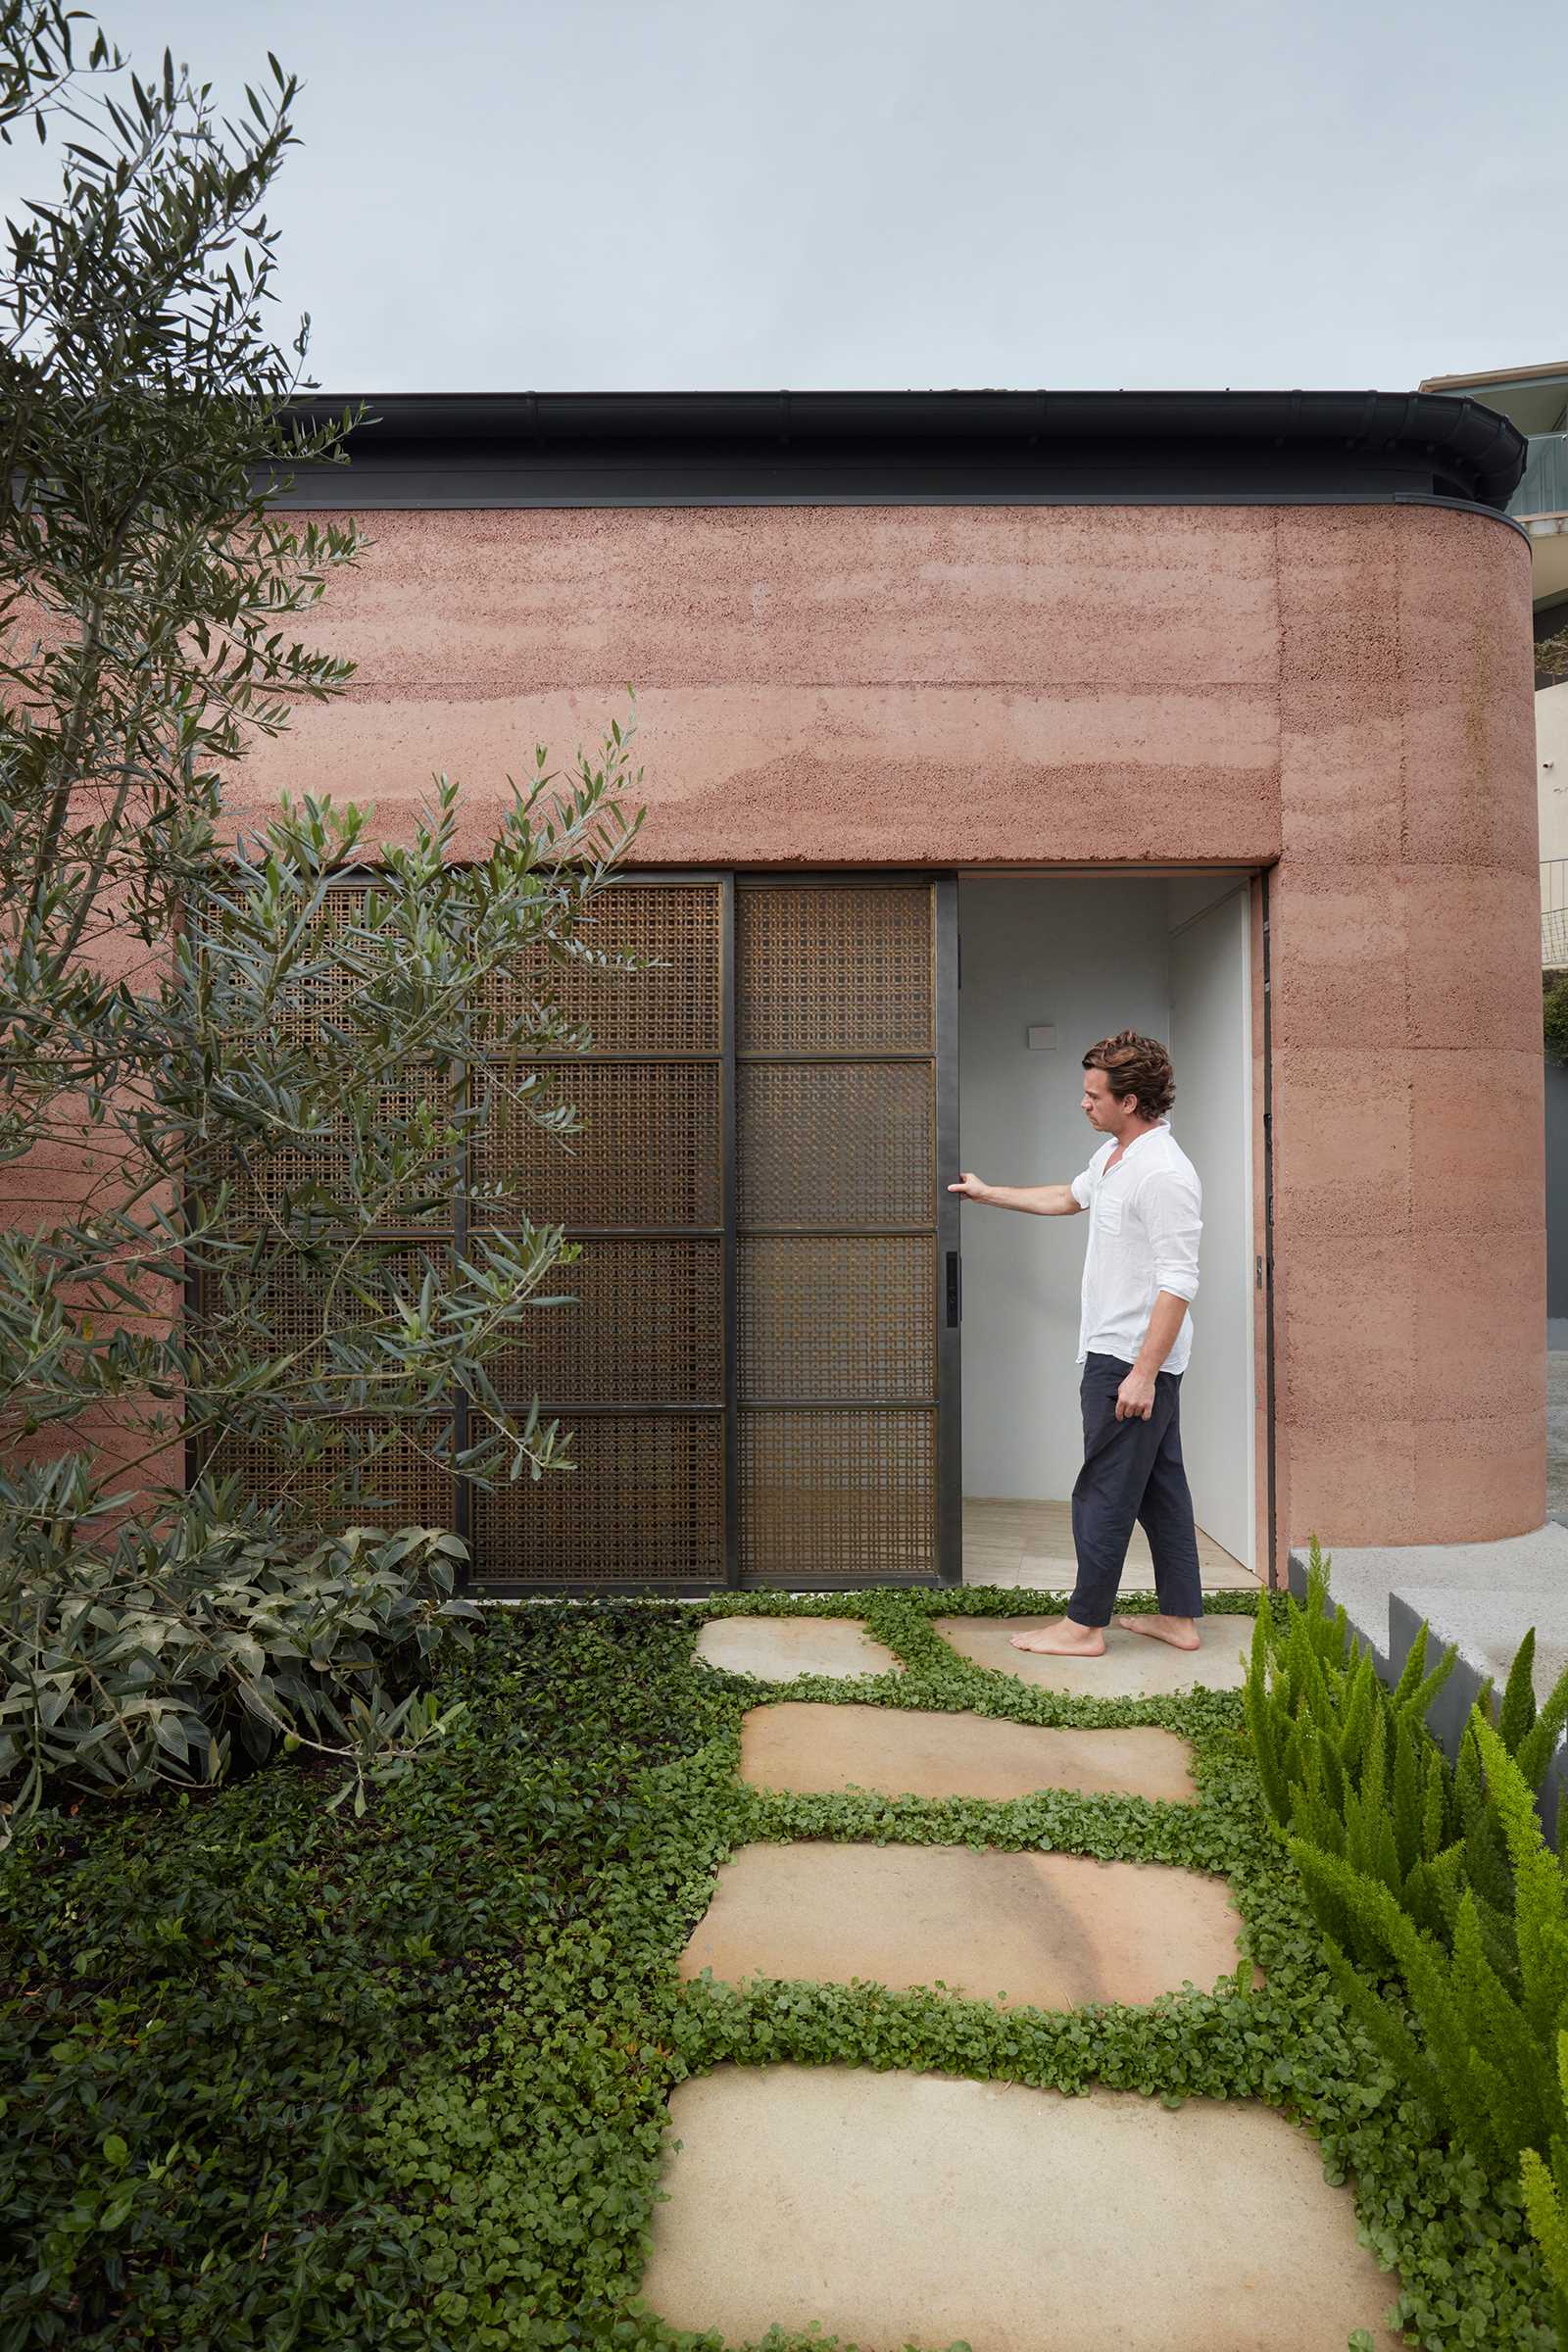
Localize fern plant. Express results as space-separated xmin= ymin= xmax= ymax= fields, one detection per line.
xmin=1246 ymin=1540 xmax=1462 ymax=1965
xmin=1288 ymin=1740 xmax=1568 ymax=2179
xmin=1247 ymin=1539 xmax=1568 ymax=1993
xmin=1248 ymin=1552 xmax=1568 ymax=2338
xmin=1523 ymin=2034 xmax=1568 ymax=2347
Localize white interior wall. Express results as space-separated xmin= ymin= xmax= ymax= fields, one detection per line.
xmin=956 ymin=877 xmax=1172 ymax=1499
xmin=1166 ymin=887 xmax=1255 ymax=1565
xmin=956 ymin=874 xmax=1252 ymax=1558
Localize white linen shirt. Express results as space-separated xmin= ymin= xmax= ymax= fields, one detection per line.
xmin=1068 ymin=1120 xmax=1201 ymax=1374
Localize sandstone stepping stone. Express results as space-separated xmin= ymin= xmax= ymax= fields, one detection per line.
xmin=639 ymin=2066 xmax=1401 ymax=2351
xmin=681 ymin=1843 xmax=1250 ymax=2007
xmin=696 ymin=1617 xmax=901 ymax=1682
xmin=740 ymin=1701 xmax=1197 ymax=1804
xmin=937 ymin=1616 xmax=1249 ymax=1696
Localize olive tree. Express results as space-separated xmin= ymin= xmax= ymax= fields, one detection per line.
xmin=0 ymin=3 xmax=640 ymax=1820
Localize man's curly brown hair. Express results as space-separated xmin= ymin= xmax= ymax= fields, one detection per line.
xmin=1082 ymin=1029 xmax=1176 ymax=1120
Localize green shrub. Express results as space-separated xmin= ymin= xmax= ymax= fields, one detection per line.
xmin=1522 ymin=2034 xmax=1568 ymax=2346
xmin=1247 ymin=1540 xmax=1461 ymax=1962
xmin=1247 ymin=1543 xmax=1568 ymax=2340
xmin=0 ymin=1457 xmax=478 ymax=1829
xmin=1246 ymin=1538 xmax=1568 ymax=1994
xmin=1544 ymin=970 xmax=1568 ymax=1066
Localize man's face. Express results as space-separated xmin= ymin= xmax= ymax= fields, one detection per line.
xmin=1081 ymin=1066 xmax=1136 ymax=1133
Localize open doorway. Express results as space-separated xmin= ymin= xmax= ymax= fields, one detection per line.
xmin=956 ymin=874 xmax=1257 ymax=1592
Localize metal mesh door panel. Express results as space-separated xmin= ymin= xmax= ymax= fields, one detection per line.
xmin=470 ymin=1413 xmax=725 ymax=1584
xmin=225 ymin=1065 xmax=459 ymax=1232
xmin=467 ymin=879 xmax=727 ymax=1587
xmin=471 ymin=1062 xmax=722 ymax=1231
xmin=481 ymin=884 xmax=722 ymax=1055
xmin=736 ymin=885 xmax=933 ymax=1054
xmin=740 ymin=1236 xmax=935 ymax=1399
xmin=266 ymin=884 xmax=372 ymax=1046
xmin=738 ymin=1408 xmax=938 ymax=1584
xmin=484 ymin=1236 xmax=724 ymax=1407
xmin=206 ymin=1414 xmax=455 ymax=1531
xmin=226 ymin=1244 xmax=455 ymax=1379
xmin=734 ymin=882 xmax=941 ymax=1589
xmin=736 ymin=1062 xmax=933 ymax=1230
xmin=213 ymin=869 xmax=954 ymax=1592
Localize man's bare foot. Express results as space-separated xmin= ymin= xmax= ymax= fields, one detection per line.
xmin=1114 ymin=1613 xmax=1200 ymax=1651
xmin=1009 ymin=1619 xmax=1106 ymax=1657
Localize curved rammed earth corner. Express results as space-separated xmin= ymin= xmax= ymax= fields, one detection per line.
xmin=214 ymin=499 xmax=1543 ymax=1564
xmin=1270 ymin=506 xmax=1543 ymax=1552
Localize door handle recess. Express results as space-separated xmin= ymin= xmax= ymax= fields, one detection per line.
xmin=946 ymin=1250 xmax=960 ymax=1328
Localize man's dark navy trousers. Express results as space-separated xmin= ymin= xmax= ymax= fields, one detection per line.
xmin=1066 ymin=1350 xmax=1204 ymax=1628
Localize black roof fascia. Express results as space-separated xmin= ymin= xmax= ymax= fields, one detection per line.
xmin=269 ymin=389 xmax=1528 ymax=514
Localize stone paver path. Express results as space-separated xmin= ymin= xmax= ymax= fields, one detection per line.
xmin=643 ymin=1609 xmax=1398 ymax=2350
xmin=936 ymin=1615 xmax=1249 ymax=1695
xmin=740 ymin=1700 xmax=1198 ymax=1803
xmin=696 ymin=1616 xmax=901 ymax=1681
xmin=641 ymin=2066 xmax=1400 ymax=2351
xmin=681 ymin=1843 xmax=1251 ymax=2007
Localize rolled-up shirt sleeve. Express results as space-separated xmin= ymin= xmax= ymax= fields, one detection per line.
xmin=1139 ymin=1167 xmax=1201 ymax=1303
xmin=1070 ymin=1165 xmax=1096 ymax=1209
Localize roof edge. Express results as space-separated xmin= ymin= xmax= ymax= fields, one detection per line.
xmin=274 ymin=389 xmax=1529 ymax=513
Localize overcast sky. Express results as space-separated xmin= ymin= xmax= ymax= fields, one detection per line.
xmin=39 ymin=0 xmax=1568 ymax=394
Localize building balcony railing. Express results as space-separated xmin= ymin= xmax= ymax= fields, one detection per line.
xmin=1515 ymin=434 xmax=1568 ymax=523
xmin=1544 ymin=858 xmax=1568 ymax=967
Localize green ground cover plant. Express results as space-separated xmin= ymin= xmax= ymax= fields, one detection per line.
xmin=0 ymin=1586 xmax=1552 ymax=2351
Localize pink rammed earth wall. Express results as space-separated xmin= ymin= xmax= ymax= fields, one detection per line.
xmin=221 ymin=499 xmax=1544 ymax=1580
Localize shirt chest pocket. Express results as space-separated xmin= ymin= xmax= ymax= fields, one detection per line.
xmin=1094 ymin=1191 xmax=1125 ymax=1236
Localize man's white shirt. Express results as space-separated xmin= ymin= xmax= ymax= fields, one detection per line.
xmin=1068 ymin=1120 xmax=1202 ymax=1374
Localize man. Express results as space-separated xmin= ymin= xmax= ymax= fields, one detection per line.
xmin=948 ymin=1028 xmax=1203 ymax=1658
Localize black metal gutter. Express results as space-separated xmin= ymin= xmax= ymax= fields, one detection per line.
xmin=270 ymin=388 xmax=1528 ymax=513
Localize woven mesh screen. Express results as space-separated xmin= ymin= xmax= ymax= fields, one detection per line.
xmin=221 ymin=1065 xmax=458 ymax=1232
xmin=470 ymin=1414 xmax=724 ymax=1584
xmin=268 ymin=884 xmax=374 ymax=1046
xmin=471 ymin=1062 xmax=722 ymax=1231
xmin=738 ymin=1408 xmax=937 ymax=1584
xmin=485 ymin=1237 xmax=724 ymax=1406
xmin=740 ymin=1235 xmax=934 ymax=1399
xmin=205 ymin=1415 xmax=455 ymax=1530
xmin=221 ymin=1244 xmax=453 ymax=1378
xmin=736 ymin=884 xmax=933 ymax=1054
xmin=737 ymin=1062 xmax=934 ymax=1230
xmin=482 ymin=884 xmax=723 ymax=1055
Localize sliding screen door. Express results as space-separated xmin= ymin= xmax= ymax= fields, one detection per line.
xmin=467 ymin=876 xmax=729 ymax=1586
xmin=214 ymin=870 xmax=957 ymax=1592
xmin=733 ymin=879 xmax=955 ymax=1589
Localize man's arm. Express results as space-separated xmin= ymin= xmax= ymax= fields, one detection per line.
xmin=1131 ymin=1290 xmax=1190 ymax=1371
xmin=947 ymin=1173 xmax=1084 ymax=1215
xmin=1115 ymin=1167 xmax=1201 ymax=1419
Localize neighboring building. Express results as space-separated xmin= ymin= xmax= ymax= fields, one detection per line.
xmin=1421 ymin=362 xmax=1568 ymax=957
xmin=215 ymin=390 xmax=1541 ymax=1594
xmin=1421 ymin=364 xmax=1568 ymax=1342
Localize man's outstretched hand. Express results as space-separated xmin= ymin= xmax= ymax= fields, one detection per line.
xmin=948 ymin=1172 xmax=989 ymax=1200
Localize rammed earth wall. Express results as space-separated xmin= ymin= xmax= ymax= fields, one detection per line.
xmin=214 ymin=496 xmax=1542 ymax=1577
